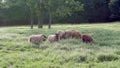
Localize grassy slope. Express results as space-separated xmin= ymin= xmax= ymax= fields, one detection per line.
xmin=0 ymin=22 xmax=120 ymax=68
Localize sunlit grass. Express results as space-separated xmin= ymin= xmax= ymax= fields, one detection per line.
xmin=0 ymin=22 xmax=120 ymax=68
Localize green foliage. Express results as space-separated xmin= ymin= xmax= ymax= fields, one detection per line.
xmin=77 ymin=0 xmax=111 ymax=22
xmin=0 ymin=0 xmax=29 ymax=26
xmin=0 ymin=0 xmax=120 ymax=26
xmin=109 ymin=0 xmax=120 ymax=21
xmin=115 ymin=51 xmax=120 ymax=55
xmin=97 ymin=54 xmax=119 ymax=62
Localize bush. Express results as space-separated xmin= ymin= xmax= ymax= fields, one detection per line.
xmin=115 ymin=51 xmax=120 ymax=55
xmin=76 ymin=55 xmax=87 ymax=62
xmin=97 ymin=54 xmax=119 ymax=62
xmin=67 ymin=54 xmax=87 ymax=63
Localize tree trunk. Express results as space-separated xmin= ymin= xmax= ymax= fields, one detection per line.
xmin=30 ymin=8 xmax=33 ymax=29
xmin=38 ymin=13 xmax=43 ymax=28
xmin=48 ymin=10 xmax=52 ymax=29
xmin=38 ymin=0 xmax=43 ymax=29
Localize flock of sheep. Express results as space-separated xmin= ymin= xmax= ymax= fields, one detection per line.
xmin=28 ymin=30 xmax=94 ymax=44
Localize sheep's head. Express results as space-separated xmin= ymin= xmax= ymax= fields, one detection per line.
xmin=42 ymin=34 xmax=47 ymax=41
xmin=55 ymin=33 xmax=59 ymax=41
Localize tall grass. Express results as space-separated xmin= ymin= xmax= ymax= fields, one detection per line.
xmin=0 ymin=22 xmax=120 ymax=68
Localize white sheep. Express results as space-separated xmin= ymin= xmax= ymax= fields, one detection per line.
xmin=28 ymin=34 xmax=46 ymax=44
xmin=48 ymin=34 xmax=59 ymax=42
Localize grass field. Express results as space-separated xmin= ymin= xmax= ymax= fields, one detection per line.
xmin=0 ymin=22 xmax=120 ymax=68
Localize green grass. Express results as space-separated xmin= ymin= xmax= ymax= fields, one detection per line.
xmin=0 ymin=22 xmax=120 ymax=68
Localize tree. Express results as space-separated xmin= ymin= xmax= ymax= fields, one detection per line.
xmin=109 ymin=0 xmax=120 ymax=21
xmin=1 ymin=0 xmax=119 ymax=27
xmin=35 ymin=0 xmax=45 ymax=28
xmin=0 ymin=0 xmax=29 ymax=26
xmin=26 ymin=0 xmax=36 ymax=29
xmin=76 ymin=0 xmax=111 ymax=22
xmin=43 ymin=0 xmax=83 ymax=29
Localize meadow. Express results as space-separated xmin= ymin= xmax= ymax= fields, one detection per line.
xmin=0 ymin=22 xmax=120 ymax=68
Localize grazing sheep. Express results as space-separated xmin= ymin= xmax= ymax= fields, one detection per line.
xmin=63 ymin=30 xmax=72 ymax=39
xmin=55 ymin=30 xmax=65 ymax=40
xmin=81 ymin=34 xmax=94 ymax=43
xmin=28 ymin=34 xmax=46 ymax=44
xmin=48 ymin=34 xmax=59 ymax=42
xmin=71 ymin=30 xmax=81 ymax=39
xmin=63 ymin=30 xmax=81 ymax=39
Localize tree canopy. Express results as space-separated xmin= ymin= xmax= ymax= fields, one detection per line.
xmin=0 ymin=0 xmax=120 ymax=27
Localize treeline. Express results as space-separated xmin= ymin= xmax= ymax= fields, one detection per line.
xmin=0 ymin=0 xmax=120 ymax=27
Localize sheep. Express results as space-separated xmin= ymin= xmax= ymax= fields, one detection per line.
xmin=81 ymin=34 xmax=94 ymax=43
xmin=63 ymin=30 xmax=81 ymax=39
xmin=55 ymin=30 xmax=65 ymax=40
xmin=48 ymin=34 xmax=59 ymax=42
xmin=62 ymin=30 xmax=72 ymax=39
xmin=70 ymin=30 xmax=81 ymax=39
xmin=28 ymin=34 xmax=46 ymax=44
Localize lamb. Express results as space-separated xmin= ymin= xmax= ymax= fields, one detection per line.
xmin=48 ymin=34 xmax=59 ymax=42
xmin=81 ymin=34 xmax=94 ymax=43
xmin=28 ymin=34 xmax=46 ymax=44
